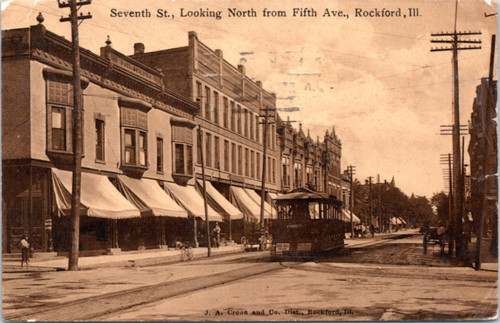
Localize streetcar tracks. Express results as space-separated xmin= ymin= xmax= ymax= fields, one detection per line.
xmin=5 ymin=261 xmax=289 ymax=321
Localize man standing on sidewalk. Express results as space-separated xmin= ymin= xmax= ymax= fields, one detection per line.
xmin=20 ymin=235 xmax=30 ymax=268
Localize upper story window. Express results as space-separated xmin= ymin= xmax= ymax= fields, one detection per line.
xmin=231 ymin=143 xmax=237 ymax=174
xmin=44 ymin=68 xmax=88 ymax=164
xmin=214 ymin=136 xmax=220 ymax=169
xmin=213 ymin=92 xmax=219 ymax=125
xmin=224 ymin=140 xmax=229 ymax=172
xmin=230 ymin=101 xmax=236 ymax=131
xmin=223 ymin=97 xmax=229 ymax=128
xmin=119 ymin=97 xmax=152 ymax=177
xmin=250 ymin=112 xmax=254 ymax=140
xmin=244 ymin=109 xmax=248 ymax=137
xmin=255 ymin=115 xmax=260 ymax=143
xmin=251 ymin=150 xmax=255 ymax=178
xmin=205 ymin=133 xmax=212 ymax=167
xmin=171 ymin=117 xmax=196 ymax=183
xmin=204 ymin=86 xmax=211 ymax=121
xmin=237 ymin=105 xmax=242 ymax=134
xmin=196 ymin=81 xmax=202 ymax=102
xmin=156 ymin=137 xmax=164 ymax=173
xmin=95 ymin=118 xmax=105 ymax=162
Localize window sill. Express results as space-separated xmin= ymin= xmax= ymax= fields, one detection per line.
xmin=172 ymin=173 xmax=193 ymax=185
xmin=120 ymin=164 xmax=148 ymax=178
xmin=46 ymin=150 xmax=76 ymax=167
xmin=95 ymin=159 xmax=106 ymax=165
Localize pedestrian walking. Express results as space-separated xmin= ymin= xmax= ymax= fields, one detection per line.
xmin=369 ymin=224 xmax=375 ymax=238
xmin=423 ymin=232 xmax=429 ymax=254
xmin=212 ymin=222 xmax=221 ymax=248
xmin=20 ymin=235 xmax=30 ymax=268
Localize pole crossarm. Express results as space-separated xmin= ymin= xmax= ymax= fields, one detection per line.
xmin=431 ymin=31 xmax=482 ymax=36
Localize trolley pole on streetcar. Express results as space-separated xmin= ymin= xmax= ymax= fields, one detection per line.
xmin=58 ymin=0 xmax=92 ymax=271
xmin=347 ymin=165 xmax=356 ymax=238
xmin=198 ymin=126 xmax=211 ymax=257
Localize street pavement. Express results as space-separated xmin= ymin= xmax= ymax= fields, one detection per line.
xmin=2 ymin=229 xmax=497 ymax=321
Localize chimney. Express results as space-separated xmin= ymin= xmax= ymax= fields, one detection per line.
xmin=215 ymin=49 xmax=222 ymax=57
xmin=256 ymin=80 xmax=262 ymax=87
xmin=134 ymin=42 xmax=145 ymax=55
xmin=237 ymin=64 xmax=246 ymax=75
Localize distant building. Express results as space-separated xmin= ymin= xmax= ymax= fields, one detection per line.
xmin=276 ymin=117 xmax=342 ymax=198
xmin=468 ymin=77 xmax=498 ymax=253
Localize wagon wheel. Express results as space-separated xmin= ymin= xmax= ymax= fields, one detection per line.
xmin=241 ymin=236 xmax=247 ymax=248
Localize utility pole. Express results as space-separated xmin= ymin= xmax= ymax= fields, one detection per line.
xmin=58 ymin=0 xmax=92 ymax=271
xmin=347 ymin=165 xmax=356 ymax=237
xmin=367 ymin=176 xmax=373 ymax=226
xmin=431 ymin=1 xmax=481 ymax=257
xmin=259 ymin=106 xmax=275 ymax=231
xmin=377 ymin=174 xmax=381 ymax=230
xmin=198 ymin=126 xmax=211 ymax=257
xmin=476 ymin=34 xmax=496 ymax=270
xmin=440 ymin=153 xmax=454 ymax=256
xmin=324 ymin=134 xmax=329 ymax=195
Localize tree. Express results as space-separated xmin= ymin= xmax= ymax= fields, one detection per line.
xmin=431 ymin=192 xmax=449 ymax=225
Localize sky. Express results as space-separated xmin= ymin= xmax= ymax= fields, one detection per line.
xmin=1 ymin=0 xmax=498 ymax=198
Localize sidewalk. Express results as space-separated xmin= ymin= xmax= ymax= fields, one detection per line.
xmin=2 ymin=244 xmax=245 ymax=272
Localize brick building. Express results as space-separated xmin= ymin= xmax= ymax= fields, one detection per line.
xmin=468 ymin=77 xmax=498 ymax=254
xmin=1 ymin=22 xmax=224 ymax=254
xmin=130 ymin=32 xmax=279 ymax=240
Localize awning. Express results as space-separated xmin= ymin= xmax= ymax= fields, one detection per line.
xmin=163 ymin=182 xmax=222 ymax=221
xmin=52 ymin=169 xmax=140 ymax=219
xmin=195 ymin=180 xmax=244 ymax=220
xmin=268 ymin=193 xmax=279 ymax=200
xmin=230 ymin=186 xmax=263 ymax=222
xmin=117 ymin=176 xmax=188 ymax=218
xmin=244 ymin=189 xmax=273 ymax=218
xmin=342 ymin=209 xmax=361 ymax=223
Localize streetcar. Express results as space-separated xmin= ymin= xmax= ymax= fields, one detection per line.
xmin=269 ymin=188 xmax=345 ymax=259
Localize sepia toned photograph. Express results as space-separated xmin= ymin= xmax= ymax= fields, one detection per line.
xmin=1 ymin=0 xmax=498 ymax=321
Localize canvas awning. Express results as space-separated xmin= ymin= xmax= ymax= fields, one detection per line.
xmin=117 ymin=175 xmax=188 ymax=218
xmin=342 ymin=209 xmax=361 ymax=223
xmin=230 ymin=186 xmax=261 ymax=222
xmin=163 ymin=182 xmax=222 ymax=221
xmin=195 ymin=180 xmax=243 ymax=220
xmin=52 ymin=169 xmax=140 ymax=219
xmin=244 ymin=189 xmax=273 ymax=219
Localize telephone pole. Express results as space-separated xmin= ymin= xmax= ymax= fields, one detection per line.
xmin=259 ymin=106 xmax=275 ymax=231
xmin=58 ymin=0 xmax=92 ymax=271
xmin=347 ymin=165 xmax=356 ymax=237
xmin=367 ymin=176 xmax=373 ymax=226
xmin=430 ymin=1 xmax=481 ymax=257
